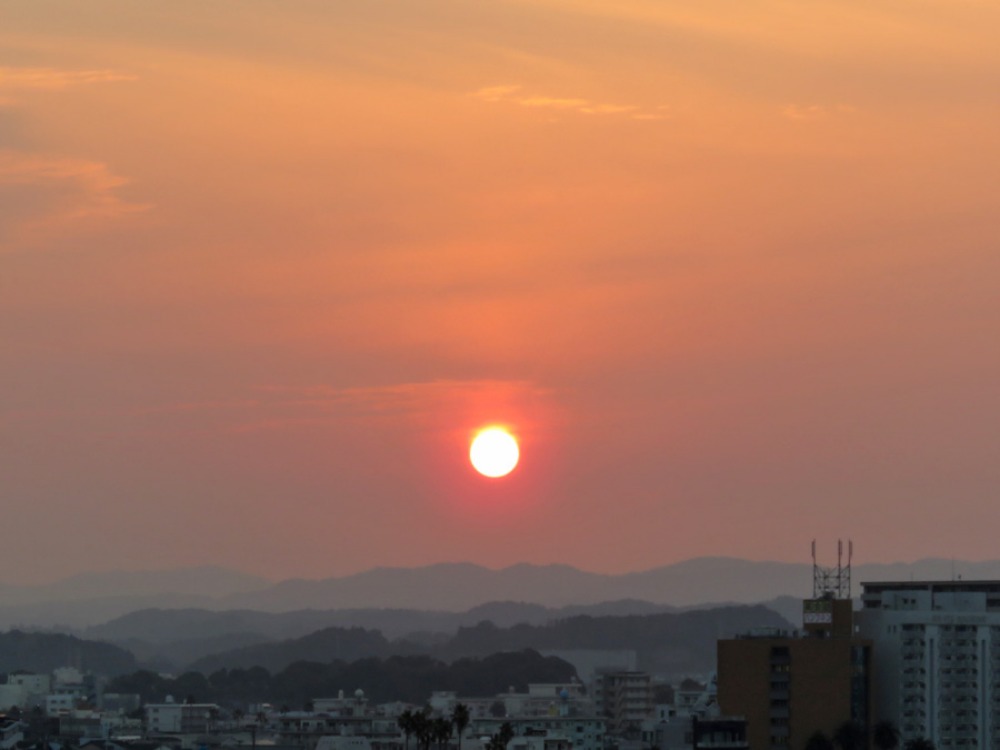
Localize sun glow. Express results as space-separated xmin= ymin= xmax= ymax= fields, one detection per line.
xmin=469 ymin=427 xmax=520 ymax=478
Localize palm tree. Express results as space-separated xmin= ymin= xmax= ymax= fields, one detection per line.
xmin=872 ymin=721 xmax=900 ymax=750
xmin=804 ymin=731 xmax=834 ymax=750
xmin=433 ymin=717 xmax=453 ymax=750
xmin=398 ymin=710 xmax=416 ymax=750
xmin=452 ymin=703 xmax=470 ymax=750
xmin=903 ymin=740 xmax=935 ymax=750
xmin=832 ymin=721 xmax=866 ymax=750
xmin=413 ymin=710 xmax=434 ymax=750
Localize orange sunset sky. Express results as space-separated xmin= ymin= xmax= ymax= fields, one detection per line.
xmin=2 ymin=0 xmax=999 ymax=584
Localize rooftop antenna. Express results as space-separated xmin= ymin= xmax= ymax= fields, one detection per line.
xmin=812 ymin=539 xmax=852 ymax=599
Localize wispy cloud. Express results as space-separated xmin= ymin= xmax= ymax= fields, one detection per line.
xmin=124 ymin=380 xmax=552 ymax=436
xmin=782 ymin=103 xmax=857 ymax=121
xmin=0 ymin=67 xmax=137 ymax=92
xmin=518 ymin=96 xmax=590 ymax=109
xmin=473 ymin=84 xmax=523 ymax=102
xmin=0 ymin=151 xmax=150 ymax=249
xmin=472 ymin=84 xmax=663 ymax=121
xmin=255 ymin=379 xmax=548 ymax=416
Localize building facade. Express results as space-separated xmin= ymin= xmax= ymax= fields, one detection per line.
xmin=145 ymin=701 xmax=220 ymax=735
xmin=857 ymin=579 xmax=1000 ymax=749
xmin=717 ymin=598 xmax=871 ymax=750
xmin=593 ymin=671 xmax=653 ymax=735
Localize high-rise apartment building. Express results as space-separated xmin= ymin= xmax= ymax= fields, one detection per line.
xmin=857 ymin=580 xmax=1000 ymax=749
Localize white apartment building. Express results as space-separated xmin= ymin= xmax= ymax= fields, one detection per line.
xmin=145 ymin=701 xmax=221 ymax=735
xmin=9 ymin=674 xmax=51 ymax=695
xmin=472 ymin=715 xmax=605 ymax=750
xmin=46 ymin=694 xmax=76 ymax=715
xmin=592 ymin=671 xmax=653 ymax=735
xmin=857 ymin=580 xmax=1000 ymax=750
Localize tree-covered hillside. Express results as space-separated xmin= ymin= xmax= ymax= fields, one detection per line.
xmin=0 ymin=630 xmax=137 ymax=675
xmin=107 ymin=650 xmax=575 ymax=706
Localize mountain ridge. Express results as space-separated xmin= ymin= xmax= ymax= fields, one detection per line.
xmin=3 ymin=557 xmax=999 ymax=629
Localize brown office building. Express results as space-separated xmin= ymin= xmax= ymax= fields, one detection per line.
xmin=717 ymin=598 xmax=872 ymax=750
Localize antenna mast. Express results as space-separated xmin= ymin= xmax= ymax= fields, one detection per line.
xmin=812 ymin=539 xmax=852 ymax=599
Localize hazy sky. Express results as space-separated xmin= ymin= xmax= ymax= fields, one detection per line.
xmin=2 ymin=0 xmax=999 ymax=585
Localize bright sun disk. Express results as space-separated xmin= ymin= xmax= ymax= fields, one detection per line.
xmin=469 ymin=427 xmax=520 ymax=478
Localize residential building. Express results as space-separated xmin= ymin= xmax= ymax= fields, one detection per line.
xmin=857 ymin=579 xmax=1000 ymax=749
xmin=145 ymin=701 xmax=220 ymax=735
xmin=0 ymin=719 xmax=24 ymax=750
xmin=691 ymin=716 xmax=749 ymax=750
xmin=9 ymin=674 xmax=51 ymax=696
xmin=47 ymin=694 xmax=76 ymax=716
xmin=717 ymin=597 xmax=871 ymax=750
xmin=593 ymin=671 xmax=653 ymax=735
xmin=472 ymin=714 xmax=605 ymax=750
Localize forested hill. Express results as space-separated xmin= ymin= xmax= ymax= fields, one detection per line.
xmin=0 ymin=629 xmax=137 ymax=675
xmin=190 ymin=626 xmax=394 ymax=673
xmin=439 ymin=605 xmax=791 ymax=676
xmin=108 ymin=650 xmax=575 ymax=706
xmin=187 ymin=605 xmax=790 ymax=678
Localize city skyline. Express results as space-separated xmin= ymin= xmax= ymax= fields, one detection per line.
xmin=2 ymin=1 xmax=999 ymax=585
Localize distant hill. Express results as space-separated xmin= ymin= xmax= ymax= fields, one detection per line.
xmin=436 ymin=605 xmax=792 ymax=677
xmin=182 ymin=605 xmax=791 ymax=679
xmin=190 ymin=626 xmax=393 ymax=673
xmin=0 ymin=566 xmax=270 ymax=629
xmin=85 ymin=600 xmax=691 ymax=670
xmin=1 ymin=566 xmax=269 ymax=604
xmin=108 ymin=650 xmax=577 ymax=706
xmin=3 ymin=557 xmax=998 ymax=630
xmin=87 ymin=599 xmax=679 ymax=644
xmin=204 ymin=557 xmax=1000 ymax=611
xmin=0 ymin=630 xmax=137 ymax=676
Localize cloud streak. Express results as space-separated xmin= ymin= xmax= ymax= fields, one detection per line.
xmin=0 ymin=67 xmax=137 ymax=92
xmin=0 ymin=150 xmax=150 ymax=249
xmin=782 ymin=103 xmax=858 ymax=120
xmin=472 ymin=84 xmax=664 ymax=120
xmin=112 ymin=380 xmax=555 ymax=437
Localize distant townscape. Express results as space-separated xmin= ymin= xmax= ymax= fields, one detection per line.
xmin=2 ymin=557 xmax=998 ymax=750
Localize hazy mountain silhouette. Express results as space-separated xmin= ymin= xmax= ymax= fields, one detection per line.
xmin=1 ymin=566 xmax=268 ymax=604
xmin=3 ymin=557 xmax=997 ymax=629
xmin=180 ymin=605 xmax=790 ymax=679
xmin=0 ymin=630 xmax=137 ymax=676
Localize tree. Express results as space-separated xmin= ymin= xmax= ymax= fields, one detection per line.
xmin=833 ymin=721 xmax=866 ymax=750
xmin=433 ymin=716 xmax=453 ymax=750
xmin=412 ymin=709 xmax=434 ymax=750
xmin=488 ymin=721 xmax=515 ymax=750
xmin=452 ymin=703 xmax=470 ymax=750
xmin=903 ymin=740 xmax=935 ymax=750
xmin=804 ymin=732 xmax=834 ymax=750
xmin=398 ymin=710 xmax=417 ymax=750
xmin=872 ymin=721 xmax=900 ymax=750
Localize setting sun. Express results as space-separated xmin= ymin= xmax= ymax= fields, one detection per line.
xmin=469 ymin=427 xmax=520 ymax=478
